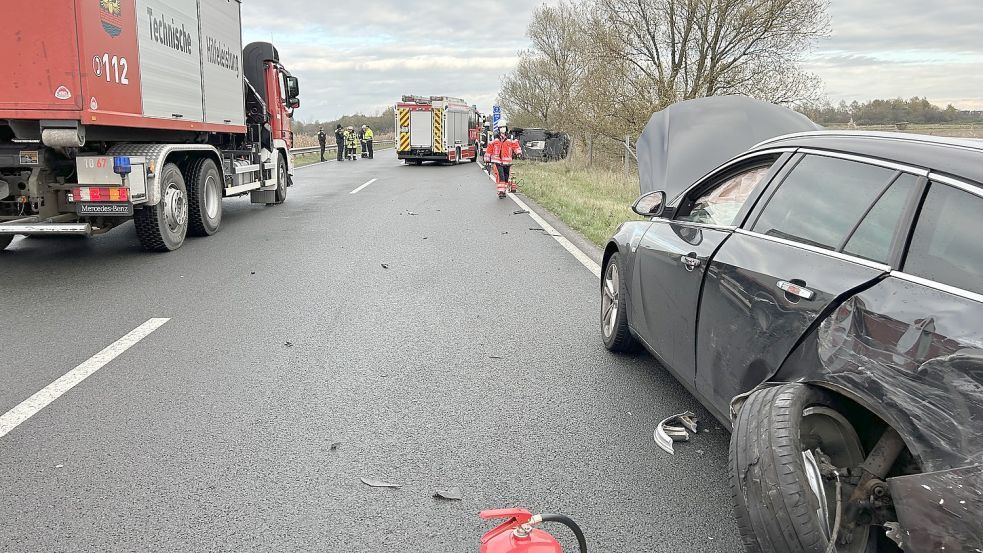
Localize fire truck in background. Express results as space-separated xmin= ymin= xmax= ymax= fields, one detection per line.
xmin=0 ymin=0 xmax=300 ymax=252
xmin=395 ymin=96 xmax=480 ymax=165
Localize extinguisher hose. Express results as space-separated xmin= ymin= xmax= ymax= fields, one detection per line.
xmin=539 ymin=513 xmax=588 ymax=553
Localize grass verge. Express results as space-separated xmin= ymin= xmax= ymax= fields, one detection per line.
xmin=513 ymin=160 xmax=644 ymax=246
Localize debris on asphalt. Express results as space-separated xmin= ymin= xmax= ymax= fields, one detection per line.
xmin=529 ymin=227 xmax=544 ymax=231
xmin=513 ymin=209 xmax=529 ymax=215
xmin=434 ymin=487 xmax=463 ymax=501
xmin=250 ymin=271 xmax=255 ymax=275
xmin=489 ymin=355 xmax=503 ymax=359
xmin=381 ymin=264 xmax=389 ymax=269
xmin=423 ymin=237 xmax=428 ymax=240
xmin=502 ymin=232 xmax=508 ymax=235
xmin=360 ymin=477 xmax=401 ymax=488
xmin=329 ymin=442 xmax=341 ymax=451
xmin=55 ymin=464 xmax=64 ymax=468
xmin=407 ymin=211 xmax=418 ymax=216
xmin=284 ymin=341 xmax=294 ymax=348
xmin=654 ymin=411 xmax=699 ymax=455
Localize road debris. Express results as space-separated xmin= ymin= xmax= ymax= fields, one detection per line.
xmin=529 ymin=227 xmax=544 ymax=231
xmin=512 ymin=209 xmax=529 ymax=215
xmin=284 ymin=341 xmax=294 ymax=348
xmin=55 ymin=464 xmax=64 ymax=469
xmin=360 ymin=477 xmax=401 ymax=488
xmin=434 ymin=487 xmax=463 ymax=500
xmin=489 ymin=355 xmax=503 ymax=359
xmin=329 ymin=442 xmax=341 ymax=451
xmin=407 ymin=211 xmax=418 ymax=216
xmin=250 ymin=271 xmax=255 ymax=275
xmin=654 ymin=411 xmax=699 ymax=455
xmin=381 ymin=264 xmax=389 ymax=269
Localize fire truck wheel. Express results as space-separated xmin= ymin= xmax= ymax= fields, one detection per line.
xmin=0 ymin=234 xmax=13 ymax=252
xmin=270 ymin=153 xmax=288 ymax=205
xmin=186 ymin=158 xmax=223 ymax=236
xmin=134 ymin=163 xmax=189 ymax=252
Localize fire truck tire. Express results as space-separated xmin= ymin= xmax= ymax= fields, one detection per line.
xmin=186 ymin=158 xmax=222 ymax=237
xmin=730 ymin=384 xmax=872 ymax=553
xmin=134 ymin=163 xmax=189 ymax=252
xmin=0 ymin=234 xmax=13 ymax=252
xmin=270 ymin=153 xmax=288 ymax=205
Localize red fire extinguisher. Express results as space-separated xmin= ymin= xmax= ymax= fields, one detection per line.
xmin=479 ymin=508 xmax=588 ymax=553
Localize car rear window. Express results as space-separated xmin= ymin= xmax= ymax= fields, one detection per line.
xmin=752 ymin=155 xmax=896 ymax=251
xmin=843 ymin=173 xmax=920 ymax=264
xmin=904 ymin=182 xmax=983 ymax=296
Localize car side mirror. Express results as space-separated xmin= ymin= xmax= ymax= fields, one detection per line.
xmin=632 ymin=191 xmax=667 ymax=217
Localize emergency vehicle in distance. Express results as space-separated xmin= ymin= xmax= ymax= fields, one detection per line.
xmin=0 ymin=0 xmax=300 ymax=252
xmin=395 ymin=96 xmax=481 ymax=165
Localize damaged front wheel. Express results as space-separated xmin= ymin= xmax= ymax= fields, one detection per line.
xmin=730 ymin=384 xmax=873 ymax=552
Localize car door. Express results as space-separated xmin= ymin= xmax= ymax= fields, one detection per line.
xmin=694 ymin=152 xmax=925 ymax=421
xmin=632 ymin=156 xmax=783 ymax=382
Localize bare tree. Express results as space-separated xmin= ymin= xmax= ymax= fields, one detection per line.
xmin=592 ymin=0 xmax=828 ymax=106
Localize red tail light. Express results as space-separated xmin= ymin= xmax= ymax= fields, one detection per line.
xmin=72 ymin=187 xmax=129 ymax=202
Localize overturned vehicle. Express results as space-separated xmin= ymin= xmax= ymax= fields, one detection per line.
xmin=513 ymin=128 xmax=570 ymax=161
xmin=601 ymin=95 xmax=983 ymax=552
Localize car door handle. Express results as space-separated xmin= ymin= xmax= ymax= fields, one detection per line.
xmin=777 ymin=280 xmax=815 ymax=300
xmin=681 ymin=254 xmax=701 ymax=271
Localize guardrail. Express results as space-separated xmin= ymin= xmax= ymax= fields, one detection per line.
xmin=290 ymin=139 xmax=395 ymax=158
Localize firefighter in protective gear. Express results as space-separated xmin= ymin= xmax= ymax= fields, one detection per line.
xmin=344 ymin=126 xmax=359 ymax=161
xmin=317 ymin=127 xmax=327 ymax=161
xmin=334 ymin=124 xmax=345 ymax=161
xmin=489 ymin=127 xmax=522 ymax=198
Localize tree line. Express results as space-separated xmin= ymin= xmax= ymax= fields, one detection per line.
xmin=293 ymin=107 xmax=396 ymax=136
xmin=796 ymin=97 xmax=982 ymax=126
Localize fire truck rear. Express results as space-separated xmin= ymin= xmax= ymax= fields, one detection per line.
xmin=0 ymin=0 xmax=301 ymax=252
xmin=395 ymin=96 xmax=480 ymax=165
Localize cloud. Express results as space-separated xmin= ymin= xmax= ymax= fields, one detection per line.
xmin=806 ymin=0 xmax=983 ymax=109
xmin=240 ymin=0 xmax=553 ymax=120
xmin=240 ymin=0 xmax=983 ymax=119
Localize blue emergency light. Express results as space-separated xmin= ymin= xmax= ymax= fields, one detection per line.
xmin=113 ymin=156 xmax=132 ymax=175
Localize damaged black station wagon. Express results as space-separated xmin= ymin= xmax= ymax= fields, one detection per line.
xmin=601 ymin=96 xmax=983 ymax=553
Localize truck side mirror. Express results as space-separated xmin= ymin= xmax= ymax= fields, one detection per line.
xmin=285 ymin=76 xmax=300 ymax=101
xmin=287 ymin=98 xmax=300 ymax=109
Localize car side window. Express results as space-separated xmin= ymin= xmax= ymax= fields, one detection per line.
xmin=752 ymin=155 xmax=896 ymax=250
xmin=904 ymin=183 xmax=983 ymax=296
xmin=842 ymin=173 xmax=920 ymax=264
xmin=676 ymin=164 xmax=772 ymax=226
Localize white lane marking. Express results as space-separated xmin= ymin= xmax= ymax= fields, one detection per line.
xmin=350 ymin=178 xmax=378 ymax=195
xmin=478 ymin=162 xmax=601 ymax=279
xmin=0 ymin=318 xmax=170 ymax=440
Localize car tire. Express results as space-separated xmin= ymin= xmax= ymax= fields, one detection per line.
xmin=186 ymin=158 xmax=223 ymax=237
xmin=0 ymin=234 xmax=13 ymax=252
xmin=601 ymin=252 xmax=638 ymax=352
xmin=134 ymin=162 xmax=188 ymax=252
xmin=730 ymin=384 xmax=871 ymax=553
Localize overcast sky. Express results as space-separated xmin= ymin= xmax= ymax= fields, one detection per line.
xmin=242 ymin=0 xmax=983 ymax=122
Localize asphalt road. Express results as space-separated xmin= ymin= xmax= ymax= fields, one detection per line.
xmin=0 ymin=155 xmax=742 ymax=552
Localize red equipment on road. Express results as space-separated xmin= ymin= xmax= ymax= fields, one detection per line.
xmin=479 ymin=508 xmax=587 ymax=553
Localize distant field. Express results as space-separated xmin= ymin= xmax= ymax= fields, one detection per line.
xmin=827 ymin=123 xmax=982 ymax=139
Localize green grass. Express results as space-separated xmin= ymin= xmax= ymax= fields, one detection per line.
xmin=513 ymin=160 xmax=645 ymax=246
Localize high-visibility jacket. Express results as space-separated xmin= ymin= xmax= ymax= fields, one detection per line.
xmin=487 ymin=139 xmax=502 ymax=163
xmin=494 ymin=138 xmax=522 ymax=165
xmin=364 ymin=127 xmax=374 ymax=140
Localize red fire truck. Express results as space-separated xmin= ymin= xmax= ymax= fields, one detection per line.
xmin=395 ymin=96 xmax=481 ymax=165
xmin=0 ymin=0 xmax=300 ymax=252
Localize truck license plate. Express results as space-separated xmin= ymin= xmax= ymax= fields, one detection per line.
xmin=77 ymin=203 xmax=133 ymax=216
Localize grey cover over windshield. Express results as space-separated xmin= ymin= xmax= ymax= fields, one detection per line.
xmin=637 ymin=95 xmax=821 ymax=199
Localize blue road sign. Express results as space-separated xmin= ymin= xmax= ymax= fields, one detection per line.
xmin=492 ymin=105 xmax=501 ymax=128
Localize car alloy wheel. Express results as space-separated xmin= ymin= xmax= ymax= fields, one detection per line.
xmin=602 ymin=262 xmax=620 ymax=338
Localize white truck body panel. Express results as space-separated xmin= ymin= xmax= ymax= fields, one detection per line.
xmin=198 ymin=0 xmax=245 ymax=126
xmin=137 ymin=0 xmax=205 ymax=121
xmin=136 ymin=0 xmax=244 ymax=124
xmin=410 ymin=110 xmax=433 ymax=148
